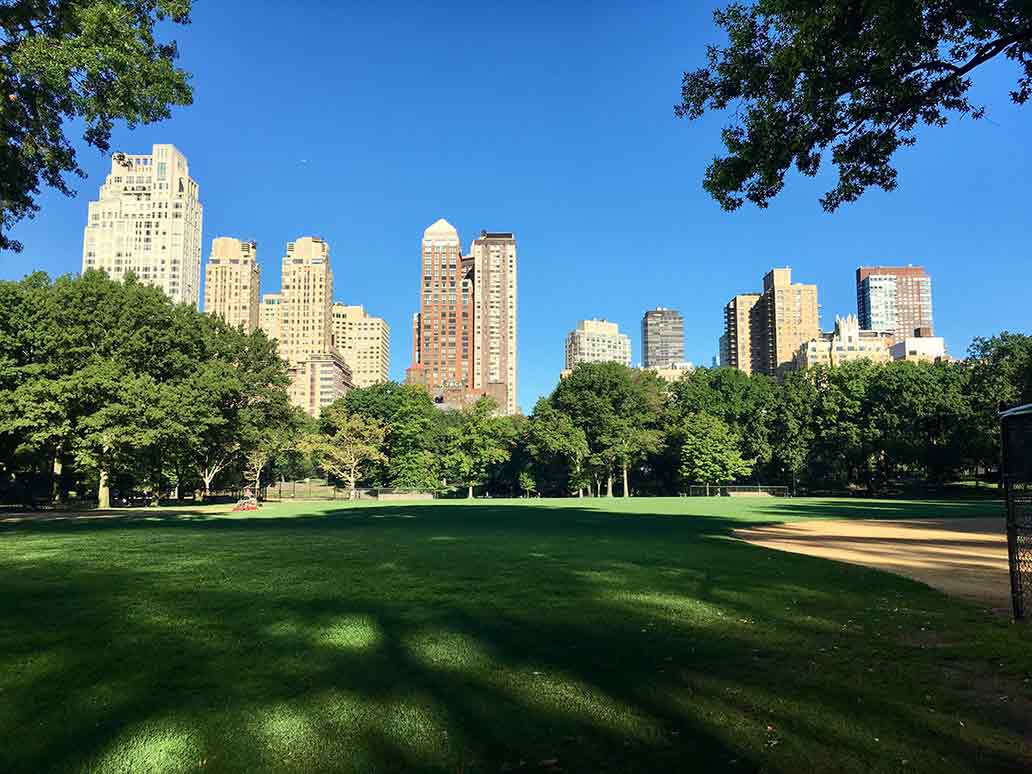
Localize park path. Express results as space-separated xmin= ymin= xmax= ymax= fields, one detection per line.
xmin=735 ymin=517 xmax=1011 ymax=612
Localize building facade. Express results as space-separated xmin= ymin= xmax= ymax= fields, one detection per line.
xmin=564 ymin=319 xmax=632 ymax=370
xmin=722 ymin=268 xmax=820 ymax=377
xmin=259 ymin=237 xmax=351 ymax=416
xmin=856 ymin=266 xmax=933 ymax=342
xmin=204 ymin=237 xmax=260 ymax=332
xmin=793 ymin=314 xmax=893 ymax=369
xmin=406 ymin=219 xmax=519 ymax=413
xmin=332 ymin=303 xmax=390 ymax=388
xmin=406 ymin=219 xmax=472 ymax=400
xmin=722 ymin=293 xmax=763 ymax=375
xmin=259 ymin=293 xmax=283 ymax=344
xmin=470 ymin=231 xmax=518 ymax=415
xmin=81 ymin=144 xmax=203 ymax=306
xmin=761 ymin=268 xmax=821 ymax=376
xmin=890 ymin=331 xmax=949 ymax=363
xmin=641 ymin=307 xmax=685 ymax=368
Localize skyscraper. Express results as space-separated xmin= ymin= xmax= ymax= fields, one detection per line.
xmin=641 ymin=307 xmax=685 ymax=368
xmin=760 ymin=268 xmax=820 ymax=376
xmin=564 ymin=319 xmax=632 ymax=371
xmin=470 ymin=231 xmax=518 ymax=414
xmin=81 ymin=144 xmax=203 ymax=306
xmin=204 ymin=237 xmax=260 ymax=332
xmin=856 ymin=266 xmax=933 ymax=342
xmin=722 ymin=268 xmax=820 ymax=377
xmin=332 ymin=303 xmax=391 ymax=388
xmin=406 ymin=218 xmax=472 ymax=399
xmin=723 ymin=293 xmax=763 ymax=375
xmin=406 ymin=219 xmax=519 ymax=413
xmin=264 ymin=237 xmax=351 ymax=416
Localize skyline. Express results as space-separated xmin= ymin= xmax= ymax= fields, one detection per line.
xmin=2 ymin=1 xmax=1029 ymax=413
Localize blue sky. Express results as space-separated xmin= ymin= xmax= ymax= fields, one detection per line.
xmin=4 ymin=1 xmax=1030 ymax=412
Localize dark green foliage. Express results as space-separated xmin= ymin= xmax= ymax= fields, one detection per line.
xmin=0 ymin=271 xmax=291 ymax=504
xmin=1 ymin=0 xmax=194 ymax=250
xmin=677 ymin=1 xmax=1032 ymax=210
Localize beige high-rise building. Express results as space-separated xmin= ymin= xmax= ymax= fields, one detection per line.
xmin=204 ymin=237 xmax=260 ymax=332
xmin=761 ymin=268 xmax=820 ymax=376
xmin=564 ymin=319 xmax=632 ymax=371
xmin=332 ymin=303 xmax=390 ymax=388
xmin=723 ymin=268 xmax=820 ymax=377
xmin=723 ymin=293 xmax=763 ymax=375
xmin=259 ymin=293 xmax=283 ymax=345
xmin=81 ymin=144 xmax=203 ymax=306
xmin=470 ymin=231 xmax=518 ymax=414
xmin=262 ymin=237 xmax=351 ymax=416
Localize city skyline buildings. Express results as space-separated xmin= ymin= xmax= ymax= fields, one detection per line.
xmin=81 ymin=143 xmax=203 ymax=307
xmin=406 ymin=219 xmax=519 ymax=413
xmin=856 ymin=265 xmax=934 ymax=343
xmin=204 ymin=237 xmax=260 ymax=332
xmin=641 ymin=307 xmax=685 ymax=369
xmin=564 ymin=319 xmax=632 ymax=371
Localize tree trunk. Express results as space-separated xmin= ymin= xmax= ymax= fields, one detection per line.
xmin=467 ymin=484 xmax=474 ymax=499
xmin=98 ymin=468 xmax=110 ymax=510
xmin=622 ymin=463 xmax=630 ymax=498
xmin=606 ymin=473 xmax=613 ymax=497
xmin=51 ymin=453 xmax=63 ymax=504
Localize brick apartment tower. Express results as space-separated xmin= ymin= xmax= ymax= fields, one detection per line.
xmin=406 ymin=219 xmax=474 ymax=399
xmin=204 ymin=237 xmax=260 ymax=332
xmin=856 ymin=266 xmax=933 ymax=343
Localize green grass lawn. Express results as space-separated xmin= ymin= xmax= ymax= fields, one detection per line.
xmin=1 ymin=497 xmax=1028 ymax=773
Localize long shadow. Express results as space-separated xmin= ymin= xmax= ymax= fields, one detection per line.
xmin=1 ymin=502 xmax=1030 ymax=773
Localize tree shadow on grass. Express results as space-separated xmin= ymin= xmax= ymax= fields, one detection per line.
xmin=0 ymin=503 xmax=1029 ymax=773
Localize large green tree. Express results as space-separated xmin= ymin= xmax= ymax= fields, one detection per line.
xmin=677 ymin=1 xmax=1032 ymax=211
xmin=1 ymin=0 xmax=194 ymax=250
xmin=442 ymin=397 xmax=514 ymax=498
xmin=676 ymin=411 xmax=754 ymax=487
xmin=303 ymin=405 xmax=388 ymax=498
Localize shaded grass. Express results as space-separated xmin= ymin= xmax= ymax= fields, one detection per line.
xmin=0 ymin=497 xmax=1027 ymax=773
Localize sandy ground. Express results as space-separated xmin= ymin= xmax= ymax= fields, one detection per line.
xmin=736 ymin=517 xmax=1011 ymax=612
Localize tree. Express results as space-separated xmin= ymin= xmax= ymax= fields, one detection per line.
xmin=676 ymin=411 xmax=753 ymax=487
xmin=677 ymin=1 xmax=1032 ymax=212
xmin=526 ymin=400 xmax=590 ymax=496
xmin=303 ymin=407 xmax=387 ymax=499
xmin=442 ymin=397 xmax=514 ymax=498
xmin=1 ymin=0 xmax=194 ymax=251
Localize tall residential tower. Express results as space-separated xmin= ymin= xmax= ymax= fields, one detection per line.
xmin=856 ymin=266 xmax=933 ymax=342
xmin=406 ymin=219 xmax=519 ymax=413
xmin=204 ymin=237 xmax=260 ymax=332
xmin=332 ymin=303 xmax=390 ymax=388
xmin=641 ymin=307 xmax=685 ymax=368
xmin=261 ymin=237 xmax=351 ymax=416
xmin=81 ymin=144 xmax=203 ymax=306
xmin=564 ymin=319 xmax=632 ymax=371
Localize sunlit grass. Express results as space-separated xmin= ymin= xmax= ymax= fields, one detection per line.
xmin=0 ymin=497 xmax=1027 ymax=773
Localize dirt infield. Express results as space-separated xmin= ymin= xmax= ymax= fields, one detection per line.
xmin=735 ymin=517 xmax=1011 ymax=612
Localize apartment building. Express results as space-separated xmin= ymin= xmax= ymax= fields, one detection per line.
xmin=204 ymin=237 xmax=260 ymax=332
xmin=332 ymin=303 xmax=390 ymax=388
xmin=641 ymin=307 xmax=685 ymax=368
xmin=81 ymin=144 xmax=203 ymax=306
xmin=856 ymin=265 xmax=933 ymax=343
xmin=470 ymin=231 xmax=518 ymax=414
xmin=564 ymin=319 xmax=632 ymax=370
xmin=793 ymin=314 xmax=894 ymax=369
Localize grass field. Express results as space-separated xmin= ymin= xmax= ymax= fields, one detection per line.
xmin=1 ymin=497 xmax=1029 ymax=773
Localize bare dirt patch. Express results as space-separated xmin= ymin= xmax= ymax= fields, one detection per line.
xmin=735 ymin=517 xmax=1011 ymax=612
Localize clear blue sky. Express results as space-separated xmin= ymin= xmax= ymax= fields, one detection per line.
xmin=4 ymin=1 xmax=1030 ymax=412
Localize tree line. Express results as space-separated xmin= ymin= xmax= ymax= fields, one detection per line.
xmin=1 ymin=272 xmax=1029 ymax=505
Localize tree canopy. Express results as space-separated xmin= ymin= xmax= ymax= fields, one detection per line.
xmin=677 ymin=0 xmax=1032 ymax=211
xmin=1 ymin=0 xmax=194 ymax=250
